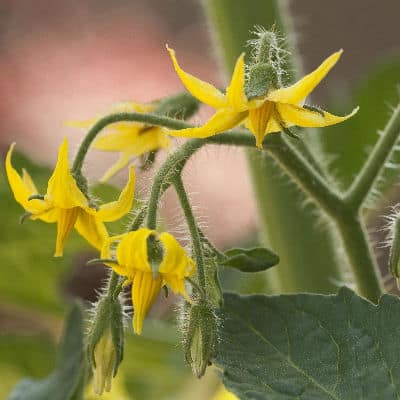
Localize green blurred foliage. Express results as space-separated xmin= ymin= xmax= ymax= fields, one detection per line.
xmin=321 ymin=58 xmax=400 ymax=192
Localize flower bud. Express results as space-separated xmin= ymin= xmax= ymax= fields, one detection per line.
xmin=154 ymin=91 xmax=199 ymax=120
xmin=92 ymin=329 xmax=116 ymax=395
xmin=183 ymin=302 xmax=218 ymax=378
xmin=246 ymin=27 xmax=289 ymax=95
xmin=87 ymin=296 xmax=124 ymax=395
xmin=204 ymin=259 xmax=223 ymax=308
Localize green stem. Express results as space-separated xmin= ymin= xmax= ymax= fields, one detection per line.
xmin=202 ymin=0 xmax=345 ymax=295
xmin=345 ymin=104 xmax=400 ymax=209
xmin=336 ymin=214 xmax=383 ymax=303
xmin=146 ymin=139 xmax=203 ymax=229
xmin=173 ymin=176 xmax=206 ymax=291
xmin=71 ymin=112 xmax=191 ymax=174
xmin=107 ymin=269 xmax=121 ymax=300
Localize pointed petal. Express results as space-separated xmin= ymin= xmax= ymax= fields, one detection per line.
xmin=159 ymin=232 xmax=195 ymax=297
xmin=100 ymin=153 xmax=133 ymax=183
xmin=116 ymin=229 xmax=153 ymax=274
xmin=267 ymin=50 xmax=343 ymax=105
xmin=5 ymin=143 xmax=49 ymax=213
xmin=54 ymin=208 xmax=80 ymax=257
xmin=247 ymin=101 xmax=275 ymax=148
xmin=66 ymin=118 xmax=99 ymax=129
xmin=46 ymin=138 xmax=88 ymax=209
xmin=75 ymin=211 xmax=109 ymax=251
xmin=96 ymin=165 xmax=136 ymax=221
xmin=93 ymin=128 xmax=142 ymax=152
xmin=226 ymin=53 xmax=250 ymax=112
xmin=22 ymin=169 xmax=39 ymax=194
xmin=100 ymin=235 xmax=129 ymax=276
xmin=132 ymin=271 xmax=162 ymax=334
xmin=277 ymin=103 xmax=359 ymax=128
xmin=31 ymin=207 xmax=59 ymax=223
xmin=167 ymin=45 xmax=227 ymax=109
xmin=167 ymin=108 xmax=247 ymax=139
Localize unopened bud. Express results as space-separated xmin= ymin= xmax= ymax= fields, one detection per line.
xmin=87 ymin=297 xmax=124 ymax=395
xmin=154 ymin=91 xmax=199 ymax=120
xmin=183 ymin=302 xmax=218 ymax=378
xmin=246 ymin=27 xmax=289 ymax=95
xmin=92 ymin=329 xmax=116 ymax=395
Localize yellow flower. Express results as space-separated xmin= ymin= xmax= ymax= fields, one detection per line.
xmin=212 ymin=386 xmax=238 ymax=400
xmin=6 ymin=138 xmax=136 ymax=256
xmin=70 ymin=101 xmax=170 ymax=181
xmin=102 ymin=228 xmax=196 ymax=334
xmin=166 ymin=46 xmax=358 ymax=148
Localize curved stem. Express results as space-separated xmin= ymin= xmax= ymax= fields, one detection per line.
xmin=345 ymin=104 xmax=400 ymax=209
xmin=173 ymin=176 xmax=206 ymax=292
xmin=71 ymin=112 xmax=192 ymax=174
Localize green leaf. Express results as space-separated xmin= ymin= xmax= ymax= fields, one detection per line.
xmin=216 ymin=287 xmax=400 ymax=399
xmin=222 ymin=247 xmax=279 ymax=272
xmin=9 ymin=304 xmax=85 ymax=400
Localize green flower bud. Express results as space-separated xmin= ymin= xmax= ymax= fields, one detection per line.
xmin=154 ymin=91 xmax=200 ymax=120
xmin=92 ymin=328 xmax=116 ymax=395
xmin=87 ymin=296 xmax=124 ymax=395
xmin=246 ymin=26 xmax=289 ymax=96
xmin=204 ymin=259 xmax=223 ymax=308
xmin=183 ymin=302 xmax=218 ymax=378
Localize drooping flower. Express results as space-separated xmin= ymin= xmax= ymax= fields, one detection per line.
xmin=6 ymin=138 xmax=136 ymax=256
xmin=70 ymin=101 xmax=171 ymax=181
xmin=102 ymin=228 xmax=196 ymax=334
xmin=166 ymin=46 xmax=358 ymax=147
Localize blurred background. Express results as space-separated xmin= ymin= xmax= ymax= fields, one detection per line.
xmin=1 ymin=0 xmax=399 ymax=398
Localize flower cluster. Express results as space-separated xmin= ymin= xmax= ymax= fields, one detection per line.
xmin=5 ymin=27 xmax=358 ymax=395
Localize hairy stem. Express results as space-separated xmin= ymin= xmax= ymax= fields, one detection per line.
xmin=336 ymin=214 xmax=383 ymax=302
xmin=71 ymin=112 xmax=190 ymax=174
xmin=173 ymin=176 xmax=206 ymax=291
xmin=345 ymin=104 xmax=400 ymax=209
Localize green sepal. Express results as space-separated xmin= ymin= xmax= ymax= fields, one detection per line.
xmin=154 ymin=91 xmax=199 ymax=120
xmin=86 ymin=296 xmax=124 ymax=376
xmin=28 ymin=194 xmax=45 ymax=201
xmin=147 ymin=234 xmax=164 ymax=278
xmin=222 ymin=247 xmax=279 ymax=272
xmin=204 ymin=258 xmax=224 ymax=308
xmin=182 ymin=302 xmax=218 ymax=378
xmin=245 ymin=63 xmax=274 ymax=99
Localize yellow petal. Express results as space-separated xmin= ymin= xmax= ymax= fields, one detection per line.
xmin=267 ymin=50 xmax=343 ymax=105
xmin=22 ymin=169 xmax=39 ymax=194
xmin=5 ymin=143 xmax=49 ymax=214
xmin=167 ymin=108 xmax=247 ymax=139
xmin=131 ymin=271 xmax=162 ymax=334
xmin=116 ymin=229 xmax=154 ymax=275
xmin=54 ymin=207 xmax=80 ymax=257
xmin=100 ymin=153 xmax=133 ymax=183
xmin=167 ymin=45 xmax=227 ymax=109
xmin=226 ymin=53 xmax=250 ymax=112
xmin=93 ymin=127 xmax=142 ymax=152
xmin=75 ymin=211 xmax=109 ymax=251
xmin=276 ymin=103 xmax=359 ymax=128
xmin=66 ymin=118 xmax=99 ymax=129
xmin=96 ymin=166 xmax=136 ymax=221
xmin=31 ymin=207 xmax=59 ymax=223
xmin=159 ymin=232 xmax=195 ymax=297
xmin=46 ymin=138 xmax=89 ymax=209
xmin=94 ymin=128 xmax=170 ymax=181
xmin=100 ymin=235 xmax=129 ymax=276
xmin=247 ymin=101 xmax=275 ymax=148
